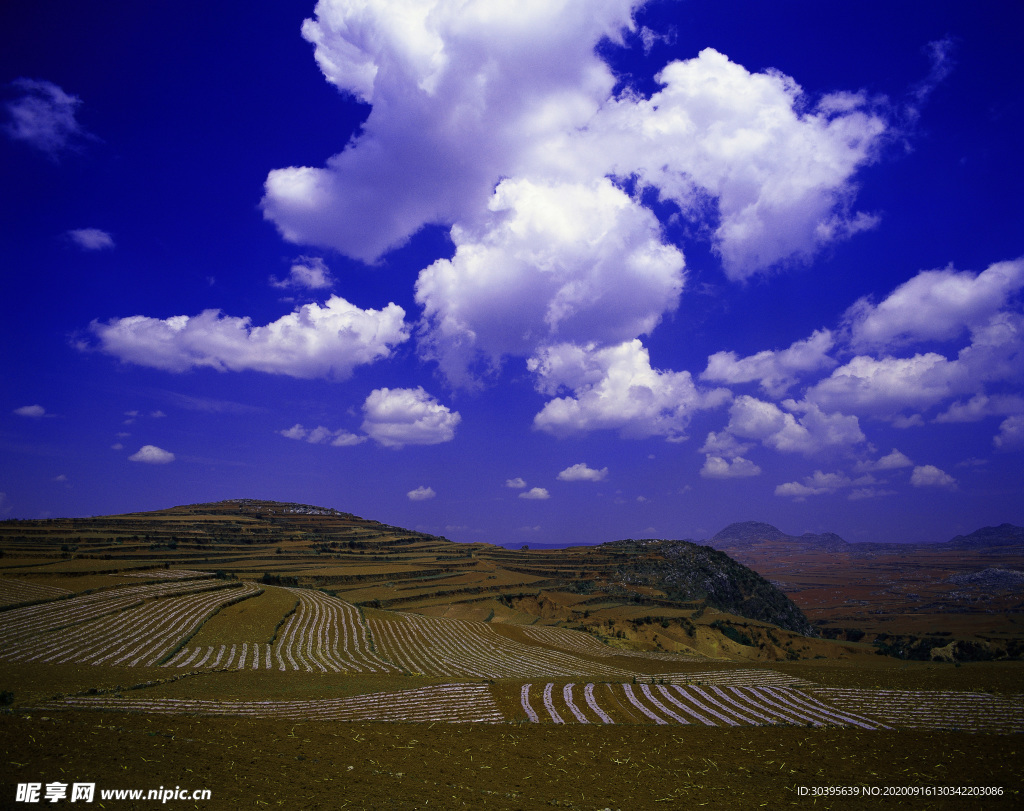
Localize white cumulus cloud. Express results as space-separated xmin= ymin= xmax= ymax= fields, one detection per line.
xmin=128 ymin=445 xmax=175 ymax=464
xmin=994 ymin=415 xmax=1024 ymax=451
xmin=263 ymin=1 xmax=887 ymax=286
xmin=407 ymin=485 xmax=436 ymax=501
xmin=910 ymin=464 xmax=957 ymax=489
xmin=263 ymin=0 xmax=636 ymax=261
xmin=701 ymin=329 xmax=835 ymax=398
xmin=934 ymin=393 xmax=1024 ymax=423
xmin=505 ymin=477 xmax=527 ymax=489
xmin=855 ymin=449 xmax=913 ymax=473
xmin=586 ymin=49 xmax=886 ymax=279
xmin=90 ymin=295 xmax=409 ymax=380
xmin=415 ymin=177 xmax=684 ymax=384
xmin=557 ymin=463 xmax=608 ymax=482
xmin=700 ymin=455 xmax=761 ymax=479
xmin=846 ymin=259 xmax=1024 ymax=350
xmin=270 ymin=256 xmax=335 ymax=290
xmin=361 ymin=387 xmax=460 ymax=448
xmin=775 ymin=470 xmax=876 ymax=499
xmin=717 ymin=395 xmax=865 ymax=455
xmin=530 ymin=339 xmax=730 ymax=440
xmin=519 ymin=487 xmax=550 ymax=500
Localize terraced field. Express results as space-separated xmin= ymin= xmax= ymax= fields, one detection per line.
xmin=2 ymin=500 xmax=1022 ymax=807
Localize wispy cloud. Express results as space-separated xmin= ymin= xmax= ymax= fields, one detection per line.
xmin=3 ymin=78 xmax=89 ymax=156
xmin=67 ymin=228 xmax=114 ymax=250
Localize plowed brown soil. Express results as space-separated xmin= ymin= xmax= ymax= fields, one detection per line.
xmin=2 ymin=712 xmax=1020 ymax=809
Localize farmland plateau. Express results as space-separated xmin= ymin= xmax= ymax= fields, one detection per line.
xmin=1 ymin=499 xmax=1022 ymax=808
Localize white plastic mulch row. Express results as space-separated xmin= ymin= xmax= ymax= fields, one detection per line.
xmin=271 ymin=589 xmax=397 ymax=674
xmin=641 ymin=668 xmax=813 ymax=688
xmin=368 ymin=613 xmax=636 ymax=679
xmin=810 ymin=688 xmax=1024 ymax=734
xmin=0 ymin=576 xmax=72 ymax=607
xmin=166 ymin=642 xmax=277 ymax=670
xmin=2 ymin=582 xmax=260 ymax=667
xmin=119 ymin=569 xmax=212 ymax=580
xmin=520 ymin=682 xmax=886 ymax=729
xmin=0 ymin=578 xmax=232 ymax=647
xmin=38 ymin=683 xmax=504 ymax=724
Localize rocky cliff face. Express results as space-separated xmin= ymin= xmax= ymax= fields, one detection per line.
xmin=607 ymin=538 xmax=816 ymax=636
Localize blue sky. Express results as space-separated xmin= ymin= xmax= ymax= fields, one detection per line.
xmin=2 ymin=0 xmax=1022 ymax=546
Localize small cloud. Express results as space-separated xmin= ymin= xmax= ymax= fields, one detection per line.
xmin=52 ymin=474 xmax=67 ymax=482
xmin=151 ymin=410 xmax=166 ymax=418
xmin=361 ymin=387 xmax=460 ymax=449
xmin=854 ymin=448 xmax=913 ymax=473
xmin=67 ymin=228 xmax=114 ymax=250
xmin=505 ymin=477 xmax=527 ymax=489
xmin=14 ymin=404 xmax=47 ymax=418
xmin=519 ymin=487 xmax=550 ymax=500
xmin=557 ymin=463 xmax=608 ymax=482
xmin=994 ymin=415 xmax=1024 ymax=451
xmin=279 ymin=423 xmax=365 ymax=446
xmin=3 ymin=78 xmax=88 ymax=156
xmin=111 ymin=443 xmax=123 ymax=451
xmin=128 ymin=445 xmax=175 ymax=464
xmin=892 ymin=414 xmax=925 ymax=429
xmin=270 ymin=256 xmax=335 ymax=290
xmin=700 ymin=455 xmax=761 ymax=479
xmin=407 ymin=485 xmax=436 ymax=501
xmin=636 ymin=495 xmax=648 ymax=503
xmin=910 ymin=464 xmax=957 ymax=490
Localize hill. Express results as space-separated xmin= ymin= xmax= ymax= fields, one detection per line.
xmin=946 ymin=523 xmax=1024 ymax=549
xmin=707 ymin=521 xmax=848 ymax=552
xmin=0 ymin=499 xmax=813 ymax=641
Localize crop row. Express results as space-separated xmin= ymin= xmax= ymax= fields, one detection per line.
xmin=0 ymin=576 xmax=71 ymax=607
xmin=167 ymin=589 xmax=398 ymax=672
xmin=368 ymin=613 xmax=636 ymax=679
xmin=640 ymin=668 xmax=813 ymax=688
xmin=121 ymin=569 xmax=212 ymax=580
xmin=0 ymin=582 xmax=259 ymax=667
xmin=165 ymin=642 xmax=275 ymax=670
xmin=0 ymin=578 xmax=240 ymax=647
xmin=38 ymin=683 xmax=504 ymax=723
xmin=520 ymin=682 xmax=885 ymax=728
xmin=810 ymin=688 xmax=1024 ymax=734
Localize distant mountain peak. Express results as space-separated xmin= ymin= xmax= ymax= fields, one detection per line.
xmin=708 ymin=521 xmax=848 ymax=550
xmin=946 ymin=523 xmax=1024 ymax=549
xmin=710 ymin=521 xmax=790 ymax=543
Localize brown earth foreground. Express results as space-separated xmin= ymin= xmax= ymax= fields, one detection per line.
xmin=1 ymin=711 xmax=1021 ymax=810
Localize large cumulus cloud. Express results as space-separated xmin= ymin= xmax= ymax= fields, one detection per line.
xmin=415 ymin=177 xmax=684 ymax=384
